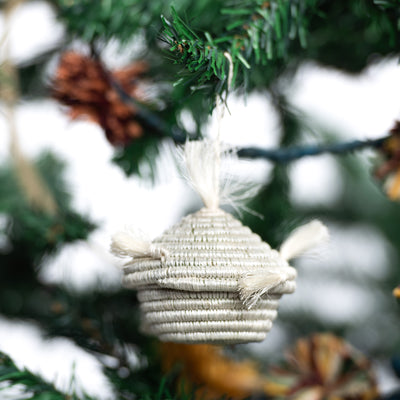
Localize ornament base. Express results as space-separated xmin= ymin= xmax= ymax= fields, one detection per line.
xmin=137 ymin=288 xmax=281 ymax=344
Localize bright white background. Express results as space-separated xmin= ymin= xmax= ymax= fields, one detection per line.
xmin=1 ymin=2 xmax=400 ymax=398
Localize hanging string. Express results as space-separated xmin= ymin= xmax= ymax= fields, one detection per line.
xmin=224 ymin=52 xmax=234 ymax=93
xmin=213 ymin=52 xmax=234 ymax=202
xmin=215 ymin=51 xmax=234 ymax=138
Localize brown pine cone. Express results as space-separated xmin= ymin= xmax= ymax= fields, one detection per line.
xmin=52 ymin=51 xmax=148 ymax=146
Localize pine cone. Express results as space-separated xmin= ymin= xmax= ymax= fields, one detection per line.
xmin=266 ymin=333 xmax=378 ymax=400
xmin=52 ymin=51 xmax=148 ymax=145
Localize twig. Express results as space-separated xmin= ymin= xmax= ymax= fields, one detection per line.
xmin=114 ymin=76 xmax=387 ymax=162
xmin=110 ymin=78 xmax=187 ymax=143
xmin=90 ymin=46 xmax=188 ymax=143
xmin=237 ymin=137 xmax=387 ymax=163
xmin=91 ymin=50 xmax=388 ymax=162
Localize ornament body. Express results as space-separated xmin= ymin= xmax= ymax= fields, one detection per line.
xmin=122 ymin=207 xmax=296 ymax=344
xmin=113 ymin=140 xmax=328 ymax=344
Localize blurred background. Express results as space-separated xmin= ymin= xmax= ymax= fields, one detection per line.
xmin=1 ymin=1 xmax=400 ymax=399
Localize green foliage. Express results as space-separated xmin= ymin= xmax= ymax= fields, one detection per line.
xmin=105 ymin=363 xmax=192 ymax=400
xmin=0 ymin=279 xmax=187 ymax=400
xmin=52 ymin=0 xmax=163 ymax=44
xmin=374 ymin=0 xmax=400 ymax=10
xmin=0 ymin=351 xmax=89 ymax=400
xmin=305 ymin=0 xmax=400 ymax=72
xmin=0 ymin=152 xmax=95 ymax=265
xmin=0 ymin=332 xmax=191 ymax=399
xmin=18 ymin=45 xmax=63 ymax=99
xmin=51 ymin=0 xmax=223 ymax=46
xmin=162 ymin=0 xmax=319 ymax=94
xmin=112 ymin=135 xmax=161 ymax=179
xmin=51 ymin=0 xmax=230 ymax=45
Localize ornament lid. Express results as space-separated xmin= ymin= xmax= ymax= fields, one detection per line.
xmin=122 ymin=207 xmax=297 ymax=302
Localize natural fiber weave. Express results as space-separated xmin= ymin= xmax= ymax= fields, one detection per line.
xmin=122 ymin=207 xmax=296 ymax=344
xmin=137 ymin=288 xmax=280 ymax=344
xmin=112 ymin=140 xmax=328 ymax=344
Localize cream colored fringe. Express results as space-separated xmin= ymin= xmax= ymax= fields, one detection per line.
xmin=181 ymin=140 xmax=261 ymax=213
xmin=239 ymin=220 xmax=329 ymax=308
xmin=111 ymin=228 xmax=167 ymax=260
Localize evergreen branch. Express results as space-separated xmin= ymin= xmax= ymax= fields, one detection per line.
xmin=237 ymin=137 xmax=387 ymax=162
xmin=0 ymin=351 xmax=91 ymax=399
xmin=0 ymin=152 xmax=96 ymax=264
xmin=374 ymin=0 xmax=399 ymax=9
xmin=104 ymin=69 xmax=388 ymax=164
xmin=373 ymin=0 xmax=400 ymax=31
xmin=161 ymin=8 xmax=233 ymax=89
xmin=161 ymin=0 xmax=318 ymax=93
xmin=53 ymin=0 xmax=163 ymax=43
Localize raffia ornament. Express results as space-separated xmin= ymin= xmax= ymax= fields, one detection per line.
xmin=111 ymin=140 xmax=328 ymax=344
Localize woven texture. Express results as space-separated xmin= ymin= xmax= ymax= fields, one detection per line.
xmin=137 ymin=288 xmax=281 ymax=344
xmin=122 ymin=207 xmax=296 ymax=344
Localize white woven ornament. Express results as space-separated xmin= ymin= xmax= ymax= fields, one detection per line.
xmin=111 ymin=140 xmax=328 ymax=344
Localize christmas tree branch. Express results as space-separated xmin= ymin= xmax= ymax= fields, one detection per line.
xmin=111 ymin=74 xmax=388 ymax=162
xmin=0 ymin=280 xmax=176 ymax=399
xmin=237 ymin=136 xmax=387 ymax=162
xmin=93 ymin=50 xmax=389 ymax=167
xmin=161 ymin=1 xmax=317 ymax=93
xmin=53 ymin=0 xmax=164 ymax=44
xmin=0 ymin=351 xmax=90 ymax=399
xmin=374 ymin=0 xmax=399 ymax=9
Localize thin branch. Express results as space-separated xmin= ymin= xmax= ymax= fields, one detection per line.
xmin=237 ymin=137 xmax=387 ymax=163
xmin=113 ymin=77 xmax=388 ymax=162
xmin=92 ymin=51 xmax=388 ymax=163
xmin=91 ymin=46 xmax=188 ymax=143
xmin=110 ymin=77 xmax=187 ymax=143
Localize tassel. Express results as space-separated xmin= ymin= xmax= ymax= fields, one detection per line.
xmin=239 ymin=267 xmax=296 ymax=309
xmin=238 ymin=221 xmax=328 ymax=309
xmin=183 ymin=140 xmax=220 ymax=209
xmin=110 ymin=229 xmax=167 ymax=260
xmin=279 ymin=220 xmax=329 ymax=261
xmin=181 ymin=140 xmax=261 ymax=212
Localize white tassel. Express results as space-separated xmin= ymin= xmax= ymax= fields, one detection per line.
xmin=279 ymin=220 xmax=329 ymax=261
xmin=239 ymin=267 xmax=296 ymax=309
xmin=183 ymin=140 xmax=220 ymax=209
xmin=181 ymin=140 xmax=262 ymax=211
xmin=110 ymin=229 xmax=166 ymax=260
xmin=238 ymin=221 xmax=328 ymax=309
